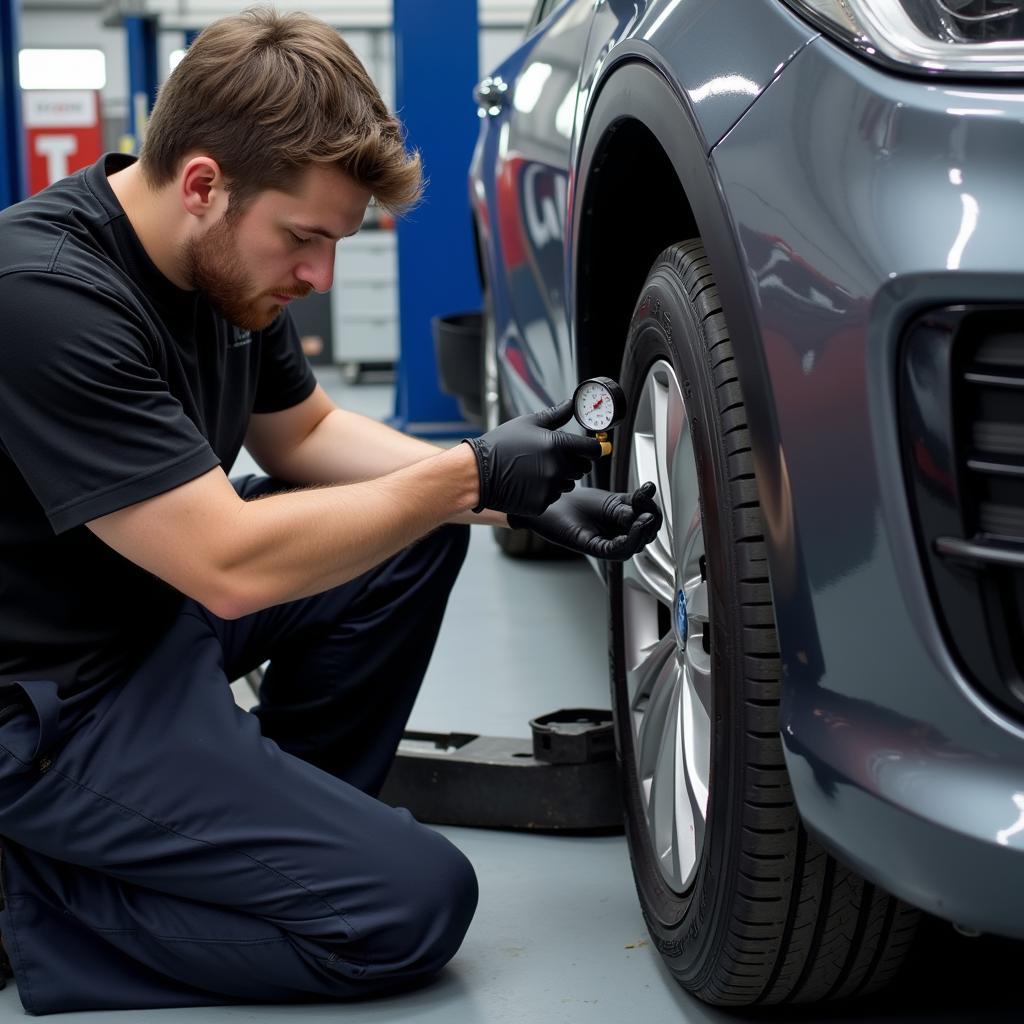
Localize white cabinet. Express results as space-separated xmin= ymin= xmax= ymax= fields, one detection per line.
xmin=330 ymin=229 xmax=399 ymax=370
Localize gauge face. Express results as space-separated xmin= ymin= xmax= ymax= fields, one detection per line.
xmin=574 ymin=378 xmax=620 ymax=432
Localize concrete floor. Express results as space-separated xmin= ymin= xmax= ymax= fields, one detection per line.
xmin=1 ymin=368 xmax=1017 ymax=1021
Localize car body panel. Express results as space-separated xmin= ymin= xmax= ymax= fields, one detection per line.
xmin=472 ymin=0 xmax=815 ymax=422
xmin=470 ymin=0 xmax=1024 ymax=937
xmin=471 ymin=0 xmax=595 ymax=418
xmin=569 ymin=60 xmax=793 ymax=543
xmin=581 ymin=0 xmax=815 ymax=156
xmin=711 ymin=33 xmax=1024 ymax=932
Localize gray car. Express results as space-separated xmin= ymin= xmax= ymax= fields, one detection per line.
xmin=438 ymin=0 xmax=1024 ymax=1009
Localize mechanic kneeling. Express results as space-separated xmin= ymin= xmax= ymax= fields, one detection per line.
xmin=0 ymin=9 xmax=660 ymax=1016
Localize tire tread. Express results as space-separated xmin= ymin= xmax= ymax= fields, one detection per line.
xmin=638 ymin=242 xmax=919 ymax=1008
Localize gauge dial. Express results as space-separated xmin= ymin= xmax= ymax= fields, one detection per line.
xmin=573 ymin=377 xmax=625 ymax=433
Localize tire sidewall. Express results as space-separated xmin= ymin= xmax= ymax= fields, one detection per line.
xmin=610 ymin=256 xmax=744 ymax=986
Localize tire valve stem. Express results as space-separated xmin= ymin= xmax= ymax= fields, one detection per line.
xmin=595 ymin=431 xmax=612 ymax=457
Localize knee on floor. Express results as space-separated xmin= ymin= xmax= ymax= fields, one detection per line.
xmin=381 ymin=827 xmax=478 ymax=975
xmin=308 ymin=822 xmax=478 ymax=988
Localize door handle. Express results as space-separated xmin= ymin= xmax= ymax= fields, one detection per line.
xmin=474 ymin=75 xmax=510 ymax=116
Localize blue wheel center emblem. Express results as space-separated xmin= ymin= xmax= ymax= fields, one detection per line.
xmin=675 ymin=590 xmax=688 ymax=649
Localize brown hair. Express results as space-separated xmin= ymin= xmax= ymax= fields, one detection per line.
xmin=140 ymin=7 xmax=422 ymax=215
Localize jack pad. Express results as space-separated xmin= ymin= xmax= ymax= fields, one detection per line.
xmin=380 ymin=713 xmax=622 ymax=832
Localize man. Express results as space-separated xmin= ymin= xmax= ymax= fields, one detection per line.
xmin=0 ymin=7 xmax=661 ymax=1014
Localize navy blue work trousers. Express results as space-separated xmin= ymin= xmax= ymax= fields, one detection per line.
xmin=0 ymin=475 xmax=476 ymax=1014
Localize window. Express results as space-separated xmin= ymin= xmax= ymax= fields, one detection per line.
xmin=19 ymin=49 xmax=106 ymax=90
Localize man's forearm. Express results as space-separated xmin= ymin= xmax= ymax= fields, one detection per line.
xmin=256 ymin=407 xmax=439 ymax=484
xmin=221 ymin=445 xmax=479 ymax=617
xmin=260 ymin=407 xmax=508 ymax=528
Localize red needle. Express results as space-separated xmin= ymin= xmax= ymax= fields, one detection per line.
xmin=593 ymin=398 xmax=604 ymax=410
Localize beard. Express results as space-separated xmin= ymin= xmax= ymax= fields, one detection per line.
xmin=181 ymin=215 xmax=310 ymax=332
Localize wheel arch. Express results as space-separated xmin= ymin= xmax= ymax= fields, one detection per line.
xmin=571 ymin=59 xmax=791 ymax=598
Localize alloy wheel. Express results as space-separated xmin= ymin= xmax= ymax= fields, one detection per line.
xmin=621 ymin=358 xmax=712 ymax=894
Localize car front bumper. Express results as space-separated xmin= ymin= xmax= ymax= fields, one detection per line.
xmin=710 ymin=32 xmax=1024 ymax=935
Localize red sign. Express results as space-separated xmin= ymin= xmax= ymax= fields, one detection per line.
xmin=23 ymin=90 xmax=103 ymax=195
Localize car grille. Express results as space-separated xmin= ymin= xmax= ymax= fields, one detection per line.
xmin=900 ymin=305 xmax=1024 ymax=721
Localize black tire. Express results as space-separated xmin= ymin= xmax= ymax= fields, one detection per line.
xmin=480 ymin=286 xmax=575 ymax=561
xmin=608 ymin=241 xmax=919 ymax=1007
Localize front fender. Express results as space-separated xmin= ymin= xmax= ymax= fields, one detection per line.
xmin=569 ymin=59 xmax=804 ymax=643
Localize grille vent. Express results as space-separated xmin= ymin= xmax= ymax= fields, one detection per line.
xmin=901 ymin=306 xmax=1024 ymax=719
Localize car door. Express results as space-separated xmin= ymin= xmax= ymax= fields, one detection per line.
xmin=472 ymin=0 xmax=596 ymax=417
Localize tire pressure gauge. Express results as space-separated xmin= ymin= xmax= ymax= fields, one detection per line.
xmin=573 ymin=376 xmax=626 ymax=456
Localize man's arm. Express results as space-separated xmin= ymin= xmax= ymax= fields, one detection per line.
xmin=244 ymin=383 xmax=508 ymax=526
xmin=87 ymin=446 xmax=480 ymax=621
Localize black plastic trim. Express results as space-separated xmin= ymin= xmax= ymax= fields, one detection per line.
xmin=900 ymin=304 xmax=1024 ymax=721
xmin=936 ymin=536 xmax=1024 ymax=569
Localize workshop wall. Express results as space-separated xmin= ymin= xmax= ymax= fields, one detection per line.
xmin=16 ymin=2 xmax=528 ymax=367
xmin=19 ymin=10 xmax=525 ymax=155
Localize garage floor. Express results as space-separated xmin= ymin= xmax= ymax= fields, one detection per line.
xmin=0 ymin=368 xmax=1015 ymax=1022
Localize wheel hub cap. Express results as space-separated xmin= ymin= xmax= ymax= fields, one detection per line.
xmin=675 ymin=589 xmax=688 ymax=651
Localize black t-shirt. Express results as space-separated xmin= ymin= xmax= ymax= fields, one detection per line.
xmin=0 ymin=153 xmax=316 ymax=729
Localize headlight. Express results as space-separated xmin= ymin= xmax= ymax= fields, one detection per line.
xmin=782 ymin=1 xmax=1024 ymax=74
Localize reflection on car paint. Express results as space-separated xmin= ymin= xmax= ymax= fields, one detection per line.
xmin=477 ymin=0 xmax=594 ymax=416
xmin=468 ymin=0 xmax=1024 ymax=943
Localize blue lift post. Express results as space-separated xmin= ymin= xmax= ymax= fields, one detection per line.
xmin=0 ymin=0 xmax=26 ymax=207
xmin=124 ymin=15 xmax=158 ymax=152
xmin=390 ymin=0 xmax=482 ymax=437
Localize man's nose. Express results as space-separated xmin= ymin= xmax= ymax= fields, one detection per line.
xmin=295 ymin=244 xmax=336 ymax=293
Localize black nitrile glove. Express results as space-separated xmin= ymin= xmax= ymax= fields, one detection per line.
xmin=508 ymin=481 xmax=663 ymax=561
xmin=462 ymin=399 xmax=602 ymax=517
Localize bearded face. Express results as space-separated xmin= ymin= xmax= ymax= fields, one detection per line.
xmin=176 ymin=164 xmax=372 ymax=330
xmin=182 ymin=212 xmax=312 ymax=331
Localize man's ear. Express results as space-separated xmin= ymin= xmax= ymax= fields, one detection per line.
xmin=180 ymin=156 xmax=227 ymax=219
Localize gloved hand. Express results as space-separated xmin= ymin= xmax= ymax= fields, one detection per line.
xmin=463 ymin=399 xmax=602 ymax=517
xmin=508 ymin=481 xmax=663 ymax=561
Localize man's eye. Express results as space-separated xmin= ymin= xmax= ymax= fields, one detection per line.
xmin=289 ymin=231 xmax=310 ymax=245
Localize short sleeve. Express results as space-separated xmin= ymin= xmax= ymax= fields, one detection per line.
xmin=0 ymin=271 xmax=219 ymax=534
xmin=252 ymin=309 xmax=317 ymax=414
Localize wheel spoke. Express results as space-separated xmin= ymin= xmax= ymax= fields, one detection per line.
xmin=683 ymin=574 xmax=708 ymax=621
xmin=673 ymin=686 xmax=699 ymax=888
xmin=631 ymin=638 xmax=676 ymax=782
xmin=682 ymin=577 xmax=712 ymax=721
xmin=646 ymin=661 xmax=683 ymax=879
xmin=649 ymin=368 xmax=676 ymax=548
xmin=631 ymin=426 xmax=659 ymax=510
xmin=676 ymin=475 xmax=704 ymax=585
xmin=622 ymin=567 xmax=666 ymax=676
xmin=632 ymin=363 xmax=684 ymax=549
xmin=669 ymin=396 xmax=698 ymax=574
xmin=682 ymin=656 xmax=711 ymax=820
xmin=630 ymin=424 xmax=674 ymax=584
xmin=624 ymin=529 xmax=675 ymax=608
